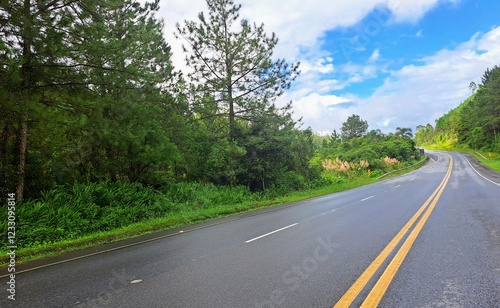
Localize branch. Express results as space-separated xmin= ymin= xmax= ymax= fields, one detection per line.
xmin=232 ymin=77 xmax=277 ymax=101
xmin=177 ymin=27 xmax=224 ymax=82
xmin=36 ymin=0 xmax=81 ymax=16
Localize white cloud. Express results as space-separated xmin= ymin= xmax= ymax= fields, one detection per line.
xmin=300 ymin=57 xmax=335 ymax=74
xmin=156 ymin=0 xmax=490 ymax=134
xmin=368 ymin=49 xmax=381 ymax=62
xmin=386 ymin=0 xmax=441 ymax=23
xmin=289 ymin=92 xmax=355 ymax=132
xmin=351 ymin=27 xmax=500 ymax=132
xmin=342 ymin=61 xmax=379 ymax=84
xmin=162 ymin=0 xmax=457 ymax=68
xmin=278 ymin=26 xmax=500 ymax=134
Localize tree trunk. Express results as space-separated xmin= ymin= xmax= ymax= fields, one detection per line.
xmin=227 ymin=64 xmax=234 ymax=139
xmin=16 ymin=112 xmax=28 ymax=201
xmin=261 ymin=170 xmax=265 ymax=192
xmin=16 ymin=0 xmax=33 ymax=202
xmin=223 ymin=18 xmax=236 ymax=141
xmin=229 ymin=98 xmax=235 ymax=139
xmin=0 ymin=122 xmax=8 ymax=166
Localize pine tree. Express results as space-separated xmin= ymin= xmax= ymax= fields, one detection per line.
xmin=175 ymin=0 xmax=300 ymax=140
xmin=341 ymin=114 xmax=369 ymax=140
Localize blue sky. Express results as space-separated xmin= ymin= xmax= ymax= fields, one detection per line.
xmin=331 ymin=0 xmax=500 ymax=97
xmin=161 ymin=0 xmax=500 ymax=134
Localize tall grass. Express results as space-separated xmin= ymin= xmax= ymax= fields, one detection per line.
xmin=0 ymin=181 xmax=259 ymax=250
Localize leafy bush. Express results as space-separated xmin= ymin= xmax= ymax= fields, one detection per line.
xmin=275 ymin=171 xmax=306 ymax=192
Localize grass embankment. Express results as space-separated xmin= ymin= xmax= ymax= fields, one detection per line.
xmin=0 ymin=158 xmax=427 ymax=266
xmin=473 ymin=151 xmax=500 ymax=171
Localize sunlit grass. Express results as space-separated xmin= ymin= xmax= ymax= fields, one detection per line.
xmin=421 ymin=143 xmax=500 ymax=172
xmin=474 ymin=151 xmax=500 ymax=172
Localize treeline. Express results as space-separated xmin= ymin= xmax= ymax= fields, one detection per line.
xmin=0 ymin=1 xmax=426 ymax=250
xmin=312 ymin=117 xmax=421 ymax=181
xmin=0 ymin=0 xmax=309 ymax=201
xmin=415 ymin=66 xmax=500 ymax=150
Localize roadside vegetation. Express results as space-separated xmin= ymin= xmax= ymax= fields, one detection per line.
xmin=1 ymin=0 xmax=423 ymax=264
xmin=415 ymin=66 xmax=500 ymax=172
xmin=0 ymin=114 xmax=424 ymax=264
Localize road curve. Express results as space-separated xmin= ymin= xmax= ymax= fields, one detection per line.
xmin=1 ymin=151 xmax=499 ymax=307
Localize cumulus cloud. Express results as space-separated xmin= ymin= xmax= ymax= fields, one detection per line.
xmin=162 ymin=0 xmax=456 ymax=68
xmin=287 ymin=92 xmax=356 ymax=133
xmin=348 ymin=26 xmax=500 ymax=132
xmin=368 ymin=49 xmax=381 ymax=62
xmin=300 ymin=57 xmax=335 ymax=74
xmin=156 ymin=0 xmax=493 ymax=134
xmin=342 ymin=61 xmax=379 ymax=84
xmin=278 ymin=26 xmax=500 ymax=134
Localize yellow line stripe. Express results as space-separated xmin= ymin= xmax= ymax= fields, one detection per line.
xmin=360 ymin=155 xmax=453 ymax=307
xmin=333 ymin=154 xmax=452 ymax=308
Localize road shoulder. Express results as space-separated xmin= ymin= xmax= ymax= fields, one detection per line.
xmin=462 ymin=153 xmax=500 ymax=185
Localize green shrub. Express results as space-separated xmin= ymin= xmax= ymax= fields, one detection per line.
xmin=276 ymin=171 xmax=306 ymax=191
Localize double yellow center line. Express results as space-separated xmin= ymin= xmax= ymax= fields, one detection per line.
xmin=334 ymin=154 xmax=453 ymax=308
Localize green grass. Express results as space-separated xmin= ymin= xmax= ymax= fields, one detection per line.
xmin=469 ymin=150 xmax=500 ymax=172
xmin=0 ymin=159 xmax=427 ymax=266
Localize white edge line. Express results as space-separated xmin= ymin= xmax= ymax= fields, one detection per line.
xmin=463 ymin=155 xmax=500 ymax=187
xmin=245 ymin=223 xmax=298 ymax=243
xmin=360 ymin=196 xmax=374 ymax=202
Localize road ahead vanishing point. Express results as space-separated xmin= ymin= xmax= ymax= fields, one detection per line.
xmin=1 ymin=151 xmax=499 ymax=307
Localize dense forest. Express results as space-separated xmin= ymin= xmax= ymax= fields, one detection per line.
xmin=0 ymin=0 xmax=302 ymax=200
xmin=0 ymin=0 xmax=422 ymax=250
xmin=415 ymin=66 xmax=500 ymax=151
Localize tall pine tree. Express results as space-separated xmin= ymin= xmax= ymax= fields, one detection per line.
xmin=175 ymin=0 xmax=300 ymax=140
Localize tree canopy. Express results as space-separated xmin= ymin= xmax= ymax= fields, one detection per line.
xmin=341 ymin=114 xmax=369 ymax=139
xmin=0 ymin=0 xmax=178 ymax=200
xmin=0 ymin=0 xmax=310 ymax=200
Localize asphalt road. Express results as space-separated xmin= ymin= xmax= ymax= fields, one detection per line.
xmin=1 ymin=151 xmax=499 ymax=307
